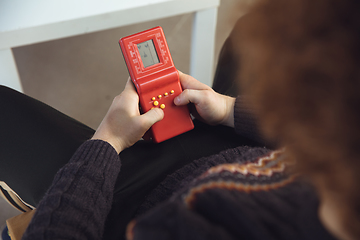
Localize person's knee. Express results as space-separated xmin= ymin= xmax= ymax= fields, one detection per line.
xmin=0 ymin=85 xmax=25 ymax=106
xmin=0 ymin=85 xmax=14 ymax=93
xmin=0 ymin=85 xmax=21 ymax=97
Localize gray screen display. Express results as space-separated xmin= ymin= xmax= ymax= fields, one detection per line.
xmin=137 ymin=40 xmax=160 ymax=68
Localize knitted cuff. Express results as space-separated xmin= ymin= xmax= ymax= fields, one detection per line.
xmin=234 ymin=96 xmax=264 ymax=145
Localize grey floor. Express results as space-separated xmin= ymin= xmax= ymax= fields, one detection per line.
xmin=0 ymin=0 xmax=252 ymax=234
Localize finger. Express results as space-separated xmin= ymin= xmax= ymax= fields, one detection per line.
xmin=174 ymin=88 xmax=204 ymax=106
xmin=122 ymin=78 xmax=139 ymax=103
xmin=178 ymin=71 xmax=210 ymax=91
xmin=140 ymin=108 xmax=164 ymax=129
xmin=124 ymin=77 xmax=136 ymax=92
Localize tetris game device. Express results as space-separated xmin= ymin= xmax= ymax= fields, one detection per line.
xmin=119 ymin=26 xmax=194 ymax=143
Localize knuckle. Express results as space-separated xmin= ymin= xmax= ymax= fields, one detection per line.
xmin=183 ymin=89 xmax=190 ymax=94
xmin=113 ymin=94 xmax=127 ymax=106
xmin=183 ymin=89 xmax=192 ymax=97
xmin=113 ymin=94 xmax=121 ymax=103
xmin=182 ymin=89 xmax=193 ymax=102
xmin=137 ymin=118 xmax=150 ymax=131
xmin=203 ymin=89 xmax=214 ymax=99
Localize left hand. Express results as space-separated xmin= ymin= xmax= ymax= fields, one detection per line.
xmin=174 ymin=71 xmax=235 ymax=127
xmin=92 ymin=79 xmax=164 ymax=153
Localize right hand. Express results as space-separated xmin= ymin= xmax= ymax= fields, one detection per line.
xmin=92 ymin=79 xmax=164 ymax=153
xmin=174 ymin=71 xmax=235 ymax=127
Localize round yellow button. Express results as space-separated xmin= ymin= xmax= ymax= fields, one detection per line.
xmin=160 ymin=104 xmax=165 ymax=109
xmin=153 ymin=101 xmax=159 ymax=106
xmin=164 ymin=92 xmax=168 ymax=96
xmin=152 ymin=97 xmax=156 ymax=101
xmin=158 ymin=95 xmax=162 ymax=99
xmin=170 ymin=90 xmax=175 ymax=94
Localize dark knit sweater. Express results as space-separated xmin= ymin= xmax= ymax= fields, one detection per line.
xmin=22 ymin=97 xmax=335 ymax=240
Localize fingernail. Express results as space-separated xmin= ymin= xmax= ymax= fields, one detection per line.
xmin=174 ymin=96 xmax=180 ymax=105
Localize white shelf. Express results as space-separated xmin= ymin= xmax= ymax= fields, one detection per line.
xmin=0 ymin=0 xmax=220 ymax=91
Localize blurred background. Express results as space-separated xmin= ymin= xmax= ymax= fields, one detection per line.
xmin=1 ymin=0 xmax=253 ymax=234
xmin=12 ymin=0 xmax=252 ymax=129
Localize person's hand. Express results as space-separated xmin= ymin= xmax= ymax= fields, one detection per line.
xmin=92 ymin=79 xmax=164 ymax=153
xmin=174 ymin=71 xmax=235 ymax=127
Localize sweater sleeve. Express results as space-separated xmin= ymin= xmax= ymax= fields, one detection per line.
xmin=22 ymin=139 xmax=121 ymax=240
xmin=234 ymin=96 xmax=270 ymax=146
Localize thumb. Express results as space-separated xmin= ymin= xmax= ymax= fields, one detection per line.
xmin=140 ymin=108 xmax=164 ymax=129
xmin=174 ymin=89 xmax=203 ymax=106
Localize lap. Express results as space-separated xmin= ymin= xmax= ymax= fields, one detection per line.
xmin=0 ymin=85 xmax=258 ymax=239
xmin=105 ymin=120 xmax=259 ymax=239
xmin=0 ymin=86 xmax=95 ymax=206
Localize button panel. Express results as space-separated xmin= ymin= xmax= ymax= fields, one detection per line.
xmin=149 ymin=90 xmax=175 ymax=110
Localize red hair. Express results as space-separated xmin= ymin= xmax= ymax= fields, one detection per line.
xmin=238 ymin=0 xmax=360 ymax=237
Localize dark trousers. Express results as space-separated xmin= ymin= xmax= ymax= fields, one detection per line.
xmin=0 ymin=85 xmax=255 ymax=239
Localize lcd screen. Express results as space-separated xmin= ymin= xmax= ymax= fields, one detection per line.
xmin=137 ymin=40 xmax=160 ymax=68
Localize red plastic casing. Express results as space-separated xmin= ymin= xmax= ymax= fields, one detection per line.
xmin=119 ymin=26 xmax=194 ymax=143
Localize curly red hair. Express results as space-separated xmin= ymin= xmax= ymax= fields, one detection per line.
xmin=237 ymin=0 xmax=360 ymax=238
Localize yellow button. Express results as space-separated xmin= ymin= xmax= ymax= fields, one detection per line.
xmin=164 ymin=92 xmax=168 ymax=96
xmin=158 ymin=95 xmax=162 ymax=99
xmin=153 ymin=101 xmax=159 ymax=106
xmin=152 ymin=97 xmax=156 ymax=101
xmin=160 ymin=104 xmax=165 ymax=109
xmin=170 ymin=90 xmax=175 ymax=94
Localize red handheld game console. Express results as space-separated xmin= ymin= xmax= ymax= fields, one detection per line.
xmin=119 ymin=26 xmax=194 ymax=143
